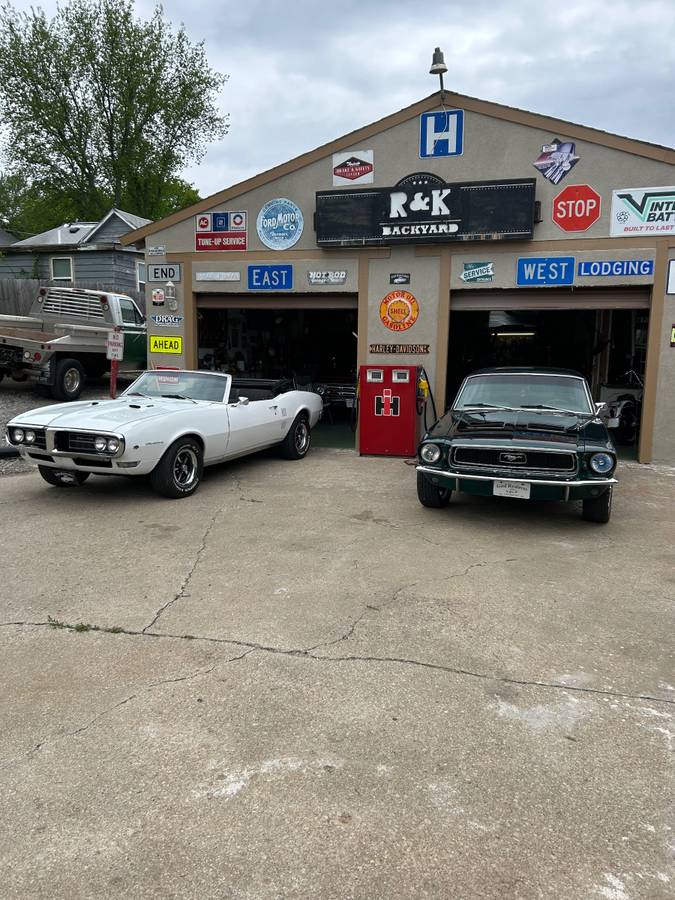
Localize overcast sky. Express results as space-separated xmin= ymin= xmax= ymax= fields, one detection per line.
xmin=9 ymin=0 xmax=675 ymax=199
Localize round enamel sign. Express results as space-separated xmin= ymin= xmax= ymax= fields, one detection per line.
xmin=379 ymin=290 xmax=419 ymax=332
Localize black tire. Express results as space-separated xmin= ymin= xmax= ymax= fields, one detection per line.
xmin=417 ymin=471 xmax=452 ymax=508
xmin=279 ymin=413 xmax=311 ymax=460
xmin=38 ymin=466 xmax=90 ymax=487
xmin=52 ymin=358 xmax=85 ymax=401
xmin=150 ymin=437 xmax=204 ymax=499
xmin=582 ymin=486 xmax=613 ymax=523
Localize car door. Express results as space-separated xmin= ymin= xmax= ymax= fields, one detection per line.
xmin=117 ymin=297 xmax=147 ymax=370
xmin=226 ymin=398 xmax=282 ymax=454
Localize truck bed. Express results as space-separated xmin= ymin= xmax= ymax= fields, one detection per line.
xmin=0 ymin=326 xmax=60 ymax=344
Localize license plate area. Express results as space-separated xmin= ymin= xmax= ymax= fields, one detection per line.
xmin=493 ymin=479 xmax=531 ymax=499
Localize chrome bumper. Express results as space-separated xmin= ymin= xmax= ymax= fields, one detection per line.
xmin=416 ymin=466 xmax=617 ymax=487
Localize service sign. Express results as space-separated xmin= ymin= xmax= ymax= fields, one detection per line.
xmin=315 ymin=176 xmax=536 ymax=247
xmin=195 ymin=211 xmax=247 ymax=251
xmin=461 ymin=261 xmax=494 ymax=283
xmin=333 ymin=151 xmax=374 ymax=185
xmin=610 ymin=186 xmax=675 ymax=236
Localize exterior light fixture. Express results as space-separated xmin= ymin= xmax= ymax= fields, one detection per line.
xmin=429 ymin=47 xmax=448 ymax=95
xmin=165 ymin=280 xmax=178 ymax=311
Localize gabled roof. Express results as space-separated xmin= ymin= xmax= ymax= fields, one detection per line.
xmin=0 ymin=226 xmax=16 ymax=247
xmin=11 ymin=207 xmax=151 ymax=250
xmin=83 ymin=207 xmax=151 ymax=243
xmin=121 ymin=89 xmax=675 ymax=247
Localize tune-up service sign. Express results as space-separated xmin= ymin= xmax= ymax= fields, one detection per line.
xmin=256 ymin=198 xmax=304 ymax=250
xmin=195 ymin=211 xmax=247 ymax=251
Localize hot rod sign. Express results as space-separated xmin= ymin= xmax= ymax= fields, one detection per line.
xmin=315 ymin=175 xmax=535 ymax=246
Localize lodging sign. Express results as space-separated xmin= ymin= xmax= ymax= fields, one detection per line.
xmin=315 ymin=175 xmax=535 ymax=247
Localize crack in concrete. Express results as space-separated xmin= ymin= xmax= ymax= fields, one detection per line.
xmin=2 ymin=618 xmax=672 ymax=708
xmin=141 ymin=503 xmax=224 ymax=633
xmin=0 ymin=647 xmax=255 ymax=771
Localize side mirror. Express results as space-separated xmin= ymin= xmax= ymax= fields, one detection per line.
xmin=237 ymin=396 xmax=249 ymax=406
xmin=595 ymin=401 xmax=607 ymax=415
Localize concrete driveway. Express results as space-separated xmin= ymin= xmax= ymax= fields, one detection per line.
xmin=0 ymin=450 xmax=673 ymax=899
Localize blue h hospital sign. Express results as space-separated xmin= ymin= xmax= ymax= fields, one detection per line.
xmin=419 ymin=110 xmax=464 ymax=158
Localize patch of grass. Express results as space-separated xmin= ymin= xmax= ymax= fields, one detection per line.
xmin=73 ymin=622 xmax=92 ymax=632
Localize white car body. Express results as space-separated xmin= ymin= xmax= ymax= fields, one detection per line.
xmin=6 ymin=371 xmax=322 ymax=485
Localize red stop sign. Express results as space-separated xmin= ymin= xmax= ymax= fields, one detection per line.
xmin=552 ymin=184 xmax=601 ymax=232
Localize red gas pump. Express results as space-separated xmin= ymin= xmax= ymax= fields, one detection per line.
xmin=358 ymin=364 xmax=431 ymax=456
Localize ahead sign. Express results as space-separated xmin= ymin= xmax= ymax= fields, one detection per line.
xmin=553 ymin=184 xmax=601 ymax=232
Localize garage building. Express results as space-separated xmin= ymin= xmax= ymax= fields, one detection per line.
xmin=123 ymin=90 xmax=675 ymax=463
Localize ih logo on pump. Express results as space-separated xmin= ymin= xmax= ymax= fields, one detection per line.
xmin=375 ymin=389 xmax=400 ymax=417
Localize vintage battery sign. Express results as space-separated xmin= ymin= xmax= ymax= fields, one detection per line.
xmin=610 ymin=187 xmax=675 ymax=236
xmin=195 ymin=211 xmax=247 ymax=251
xmin=149 ymin=335 xmax=183 ymax=354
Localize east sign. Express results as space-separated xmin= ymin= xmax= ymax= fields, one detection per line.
xmin=315 ymin=175 xmax=536 ymax=247
xmin=552 ymin=184 xmax=601 ymax=232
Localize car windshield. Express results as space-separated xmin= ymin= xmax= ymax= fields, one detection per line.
xmin=454 ymin=374 xmax=593 ymax=414
xmin=123 ymin=371 xmax=228 ymax=402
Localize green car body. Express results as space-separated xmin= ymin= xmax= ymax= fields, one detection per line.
xmin=416 ymin=368 xmax=618 ymax=523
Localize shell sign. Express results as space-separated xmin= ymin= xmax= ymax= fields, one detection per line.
xmin=379 ymin=290 xmax=419 ymax=332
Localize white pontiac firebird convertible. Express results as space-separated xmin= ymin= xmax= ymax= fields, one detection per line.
xmin=5 ymin=370 xmax=323 ymax=498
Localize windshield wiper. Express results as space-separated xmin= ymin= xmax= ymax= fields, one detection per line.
xmin=520 ymin=404 xmax=580 ymax=413
xmin=462 ymin=403 xmax=520 ymax=411
xmin=161 ymin=393 xmax=197 ymax=403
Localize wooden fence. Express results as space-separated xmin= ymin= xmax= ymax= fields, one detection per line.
xmin=0 ymin=279 xmax=146 ymax=316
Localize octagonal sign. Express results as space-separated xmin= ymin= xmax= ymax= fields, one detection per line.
xmin=552 ymin=184 xmax=601 ymax=232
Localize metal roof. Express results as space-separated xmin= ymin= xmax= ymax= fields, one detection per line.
xmin=10 ymin=207 xmax=151 ymax=249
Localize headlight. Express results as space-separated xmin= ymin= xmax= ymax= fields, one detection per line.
xmin=94 ymin=436 xmax=108 ymax=452
xmin=12 ymin=428 xmax=25 ymax=444
xmin=106 ymin=437 xmax=120 ymax=453
xmin=590 ymin=452 xmax=615 ymax=474
xmin=24 ymin=430 xmax=36 ymax=444
xmin=420 ymin=443 xmax=442 ymax=464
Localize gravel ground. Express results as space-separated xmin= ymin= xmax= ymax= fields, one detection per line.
xmin=0 ymin=378 xmax=124 ymax=476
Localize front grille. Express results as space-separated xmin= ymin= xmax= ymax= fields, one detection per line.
xmin=453 ymin=446 xmax=576 ymax=473
xmin=54 ymin=431 xmax=99 ymax=453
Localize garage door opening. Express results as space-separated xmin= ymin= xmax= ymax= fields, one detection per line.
xmin=198 ymin=306 xmax=358 ymax=448
xmin=446 ymin=308 xmax=648 ymax=456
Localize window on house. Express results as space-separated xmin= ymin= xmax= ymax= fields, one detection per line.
xmin=136 ymin=261 xmax=146 ymax=292
xmin=51 ymin=257 xmax=73 ymax=282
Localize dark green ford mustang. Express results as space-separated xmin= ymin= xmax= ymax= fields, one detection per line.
xmin=416 ymin=368 xmax=617 ymax=523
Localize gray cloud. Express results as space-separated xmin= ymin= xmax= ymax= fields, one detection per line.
xmin=8 ymin=0 xmax=675 ymax=197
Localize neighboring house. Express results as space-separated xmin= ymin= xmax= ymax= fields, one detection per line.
xmin=0 ymin=227 xmax=15 ymax=247
xmin=0 ymin=208 xmax=151 ymax=296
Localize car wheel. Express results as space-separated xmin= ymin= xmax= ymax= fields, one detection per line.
xmin=279 ymin=413 xmax=311 ymax=460
xmin=38 ymin=466 xmax=90 ymax=487
xmin=150 ymin=438 xmax=204 ymax=499
xmin=417 ymin=471 xmax=451 ymax=508
xmin=52 ymin=358 xmax=85 ymax=401
xmin=582 ymin=486 xmax=612 ymax=524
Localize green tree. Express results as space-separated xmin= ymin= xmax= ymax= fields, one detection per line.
xmin=0 ymin=0 xmax=225 ymax=222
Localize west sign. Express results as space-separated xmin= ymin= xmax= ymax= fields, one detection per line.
xmin=315 ymin=175 xmax=536 ymax=247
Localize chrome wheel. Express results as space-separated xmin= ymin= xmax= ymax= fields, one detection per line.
xmin=295 ymin=420 xmax=310 ymax=454
xmin=173 ymin=447 xmax=198 ymax=489
xmin=63 ymin=366 xmax=81 ymax=394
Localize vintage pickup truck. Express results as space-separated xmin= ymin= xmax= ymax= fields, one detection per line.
xmin=0 ymin=286 xmax=146 ymax=400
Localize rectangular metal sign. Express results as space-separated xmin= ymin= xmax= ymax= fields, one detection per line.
xmin=419 ymin=110 xmax=464 ymax=158
xmin=577 ymin=260 xmax=654 ymax=277
xmin=149 ymin=335 xmax=182 ymax=354
xmin=610 ymin=186 xmax=675 ymax=237
xmin=516 ymin=256 xmax=575 ymax=286
xmin=369 ymin=343 xmax=430 ymax=354
xmin=147 ymin=263 xmax=182 ymax=283
xmin=668 ymin=260 xmax=675 ymax=294
xmin=195 ymin=271 xmax=241 ymax=282
xmin=106 ymin=331 xmax=124 ymax=361
xmin=315 ymin=178 xmax=535 ymax=247
xmin=247 ymin=264 xmax=293 ymax=291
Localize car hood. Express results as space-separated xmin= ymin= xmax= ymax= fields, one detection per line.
xmin=427 ymin=408 xmax=611 ymax=450
xmin=9 ymin=397 xmax=208 ymax=431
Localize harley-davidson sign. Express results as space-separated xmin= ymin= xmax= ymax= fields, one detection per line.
xmin=316 ymin=175 xmax=536 ymax=246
